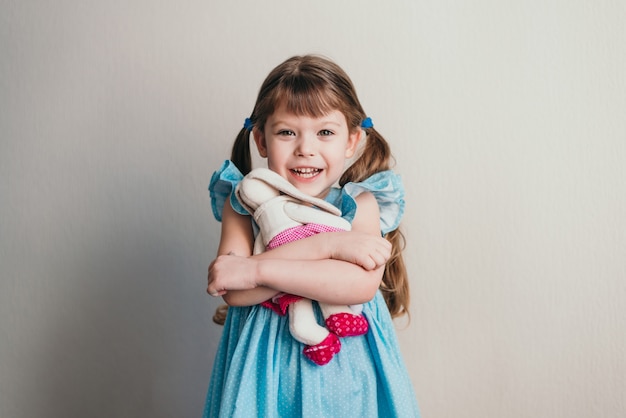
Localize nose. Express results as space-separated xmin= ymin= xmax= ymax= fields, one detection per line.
xmin=295 ymin=134 xmax=316 ymax=157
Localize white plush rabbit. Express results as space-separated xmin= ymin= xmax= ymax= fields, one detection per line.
xmin=235 ymin=168 xmax=369 ymax=365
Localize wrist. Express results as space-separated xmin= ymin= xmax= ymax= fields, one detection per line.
xmin=325 ymin=231 xmax=339 ymax=260
xmin=254 ymin=258 xmax=268 ymax=288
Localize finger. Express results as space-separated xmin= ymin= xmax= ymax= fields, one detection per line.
xmin=374 ymin=246 xmax=392 ymax=266
xmin=379 ymin=247 xmax=392 ymax=262
xmin=369 ymin=255 xmax=385 ymax=269
xmin=207 ymin=287 xmax=226 ymax=297
xmin=378 ymin=243 xmax=392 ymax=258
xmin=358 ymin=256 xmax=376 ymax=271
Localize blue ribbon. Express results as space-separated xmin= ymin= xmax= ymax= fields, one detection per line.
xmin=361 ymin=117 xmax=373 ymax=129
xmin=243 ymin=118 xmax=253 ymax=130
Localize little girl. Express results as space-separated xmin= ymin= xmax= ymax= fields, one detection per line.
xmin=204 ymin=55 xmax=420 ymax=417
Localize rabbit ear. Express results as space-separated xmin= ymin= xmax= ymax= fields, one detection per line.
xmin=236 ymin=176 xmax=279 ymax=213
xmin=242 ymin=168 xmax=342 ymax=216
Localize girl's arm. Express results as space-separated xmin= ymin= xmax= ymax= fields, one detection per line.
xmin=208 ymin=192 xmax=387 ymax=306
xmin=209 ymin=198 xmax=279 ymax=304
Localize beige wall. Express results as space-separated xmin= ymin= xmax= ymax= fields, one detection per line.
xmin=1 ymin=1 xmax=624 ymax=417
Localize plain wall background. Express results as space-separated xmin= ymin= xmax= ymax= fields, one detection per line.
xmin=1 ymin=1 xmax=624 ymax=417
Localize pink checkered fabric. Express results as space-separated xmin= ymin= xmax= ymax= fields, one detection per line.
xmin=261 ymin=223 xmax=347 ymax=315
xmin=267 ymin=223 xmax=346 ymax=250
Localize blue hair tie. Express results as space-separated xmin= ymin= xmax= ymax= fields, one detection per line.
xmin=361 ymin=117 xmax=373 ymax=129
xmin=243 ymin=118 xmax=253 ymax=130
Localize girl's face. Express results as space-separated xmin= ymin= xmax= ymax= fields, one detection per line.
xmin=253 ymin=104 xmax=361 ymax=199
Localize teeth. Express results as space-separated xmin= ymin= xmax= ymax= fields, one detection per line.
xmin=292 ymin=168 xmax=320 ymax=178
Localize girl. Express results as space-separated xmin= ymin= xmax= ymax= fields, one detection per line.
xmin=205 ymin=55 xmax=420 ymax=417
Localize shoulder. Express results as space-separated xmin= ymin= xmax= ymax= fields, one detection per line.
xmin=350 ymin=192 xmax=381 ymax=234
xmin=332 ymin=171 xmax=405 ymax=235
xmin=353 ymin=190 xmax=379 ymax=210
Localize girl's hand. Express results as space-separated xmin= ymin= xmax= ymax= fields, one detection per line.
xmin=327 ymin=231 xmax=392 ymax=271
xmin=207 ymin=253 xmax=258 ymax=297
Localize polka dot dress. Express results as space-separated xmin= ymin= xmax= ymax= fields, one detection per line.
xmin=204 ymin=161 xmax=420 ymax=417
xmin=203 ymin=292 xmax=420 ymax=418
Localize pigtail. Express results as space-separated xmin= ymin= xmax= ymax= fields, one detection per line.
xmin=381 ymin=228 xmax=410 ymax=319
xmin=213 ymin=304 xmax=229 ymax=325
xmin=230 ymin=127 xmax=253 ymax=176
xmin=340 ymin=128 xmax=411 ymax=320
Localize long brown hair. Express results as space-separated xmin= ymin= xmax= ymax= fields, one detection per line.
xmin=215 ymin=55 xmax=410 ymax=324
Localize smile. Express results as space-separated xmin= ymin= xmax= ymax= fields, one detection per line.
xmin=291 ymin=168 xmax=321 ymax=178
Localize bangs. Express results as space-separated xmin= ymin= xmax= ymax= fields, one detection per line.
xmin=273 ymin=80 xmax=343 ymax=118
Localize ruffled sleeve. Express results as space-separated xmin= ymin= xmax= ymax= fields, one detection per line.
xmin=329 ymin=171 xmax=405 ymax=235
xmin=208 ymin=160 xmax=250 ymax=221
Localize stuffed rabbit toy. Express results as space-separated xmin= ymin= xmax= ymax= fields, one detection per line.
xmin=235 ymin=168 xmax=369 ymax=365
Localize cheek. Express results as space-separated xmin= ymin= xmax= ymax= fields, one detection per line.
xmin=265 ymin=149 xmax=288 ymax=169
xmin=267 ymin=147 xmax=285 ymax=161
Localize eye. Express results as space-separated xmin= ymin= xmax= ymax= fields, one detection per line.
xmin=318 ymin=129 xmax=334 ymax=136
xmin=277 ymin=129 xmax=295 ymax=136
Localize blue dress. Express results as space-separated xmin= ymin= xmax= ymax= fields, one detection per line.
xmin=204 ymin=160 xmax=420 ymax=418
